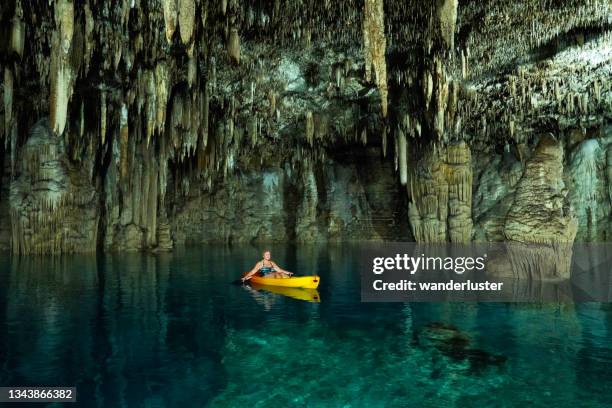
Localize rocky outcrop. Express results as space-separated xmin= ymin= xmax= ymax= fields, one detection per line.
xmin=9 ymin=120 xmax=98 ymax=254
xmin=504 ymin=134 xmax=577 ymax=245
xmin=408 ymin=141 xmax=473 ymax=243
xmin=501 ymin=135 xmax=578 ymax=279
xmin=568 ymin=136 xmax=612 ymax=242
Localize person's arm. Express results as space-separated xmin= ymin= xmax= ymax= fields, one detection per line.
xmin=242 ymin=262 xmax=262 ymax=281
xmin=271 ymin=262 xmax=293 ymax=275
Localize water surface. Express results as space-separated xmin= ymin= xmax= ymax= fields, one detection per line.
xmin=0 ymin=245 xmax=611 ymax=407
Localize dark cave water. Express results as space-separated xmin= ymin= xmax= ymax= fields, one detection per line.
xmin=0 ymin=245 xmax=611 ymax=407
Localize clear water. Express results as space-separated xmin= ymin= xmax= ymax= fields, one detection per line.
xmin=0 ymin=245 xmax=611 ymax=407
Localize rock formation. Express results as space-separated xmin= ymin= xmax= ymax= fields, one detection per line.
xmin=0 ymin=0 xmax=610 ymax=256
xmin=502 ymin=134 xmax=578 ymax=280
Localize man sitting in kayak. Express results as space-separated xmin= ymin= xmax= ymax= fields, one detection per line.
xmin=242 ymin=250 xmax=293 ymax=282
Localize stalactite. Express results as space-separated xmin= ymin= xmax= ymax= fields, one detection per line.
xmin=188 ymin=56 xmax=197 ymax=87
xmin=83 ymin=4 xmax=94 ymax=73
xmin=163 ymin=0 xmax=178 ymax=43
xmin=49 ymin=35 xmax=71 ymax=136
xmin=144 ymin=70 xmax=156 ymax=145
xmin=49 ymin=0 xmax=75 ymax=136
xmin=248 ymin=116 xmax=257 ymax=147
xmin=360 ymin=128 xmax=367 ymax=145
xmin=438 ymin=0 xmax=458 ymax=49
xmin=179 ymin=0 xmax=196 ymax=48
xmin=363 ymin=0 xmax=388 ymax=117
xmin=607 ymin=146 xmax=612 ymax=205
xmin=55 ymin=0 xmax=74 ymax=54
xmin=305 ymin=111 xmax=314 ymax=146
xmin=3 ymin=68 xmax=13 ymax=140
xmin=79 ymin=101 xmax=85 ymax=138
xmin=228 ymin=27 xmax=241 ymax=64
xmin=202 ymin=84 xmax=209 ymax=148
xmin=268 ymin=90 xmax=276 ymax=117
xmin=100 ymin=91 xmax=107 ymax=144
xmin=10 ymin=1 xmax=25 ymax=58
xmin=398 ymin=129 xmax=407 ymax=185
xmin=461 ymin=49 xmax=467 ymax=79
xmin=155 ymin=62 xmax=170 ymax=134
xmin=120 ymin=103 xmax=129 ymax=180
xmin=381 ymin=129 xmax=387 ymax=157
xmin=424 ymin=70 xmax=433 ymax=109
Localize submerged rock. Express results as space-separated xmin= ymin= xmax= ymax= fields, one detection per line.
xmin=417 ymin=322 xmax=507 ymax=373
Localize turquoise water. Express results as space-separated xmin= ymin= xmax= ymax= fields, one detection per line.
xmin=0 ymin=245 xmax=611 ymax=407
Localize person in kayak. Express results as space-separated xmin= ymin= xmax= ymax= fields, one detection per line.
xmin=242 ymin=250 xmax=293 ymax=282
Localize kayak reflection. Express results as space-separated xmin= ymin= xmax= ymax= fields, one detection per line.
xmin=249 ymin=282 xmax=321 ymax=303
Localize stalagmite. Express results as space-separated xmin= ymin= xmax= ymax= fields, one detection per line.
xmin=228 ymin=28 xmax=241 ymax=64
xmin=179 ymin=0 xmax=195 ymax=48
xmin=163 ymin=0 xmax=178 ymax=43
xmin=408 ymin=142 xmax=472 ymax=243
xmin=363 ymin=0 xmax=388 ymax=117
xmin=503 ymin=135 xmax=577 ymax=279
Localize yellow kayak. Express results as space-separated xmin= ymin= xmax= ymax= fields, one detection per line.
xmin=249 ymin=275 xmax=320 ymax=289
xmin=250 ymin=283 xmax=320 ymax=302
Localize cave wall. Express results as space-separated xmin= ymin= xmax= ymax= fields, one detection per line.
xmin=0 ymin=0 xmax=610 ymax=254
xmin=170 ymin=147 xmax=411 ymax=245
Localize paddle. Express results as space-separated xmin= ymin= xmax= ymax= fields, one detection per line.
xmin=231 ymin=272 xmax=252 ymax=285
xmin=231 ymin=271 xmax=294 ymax=285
